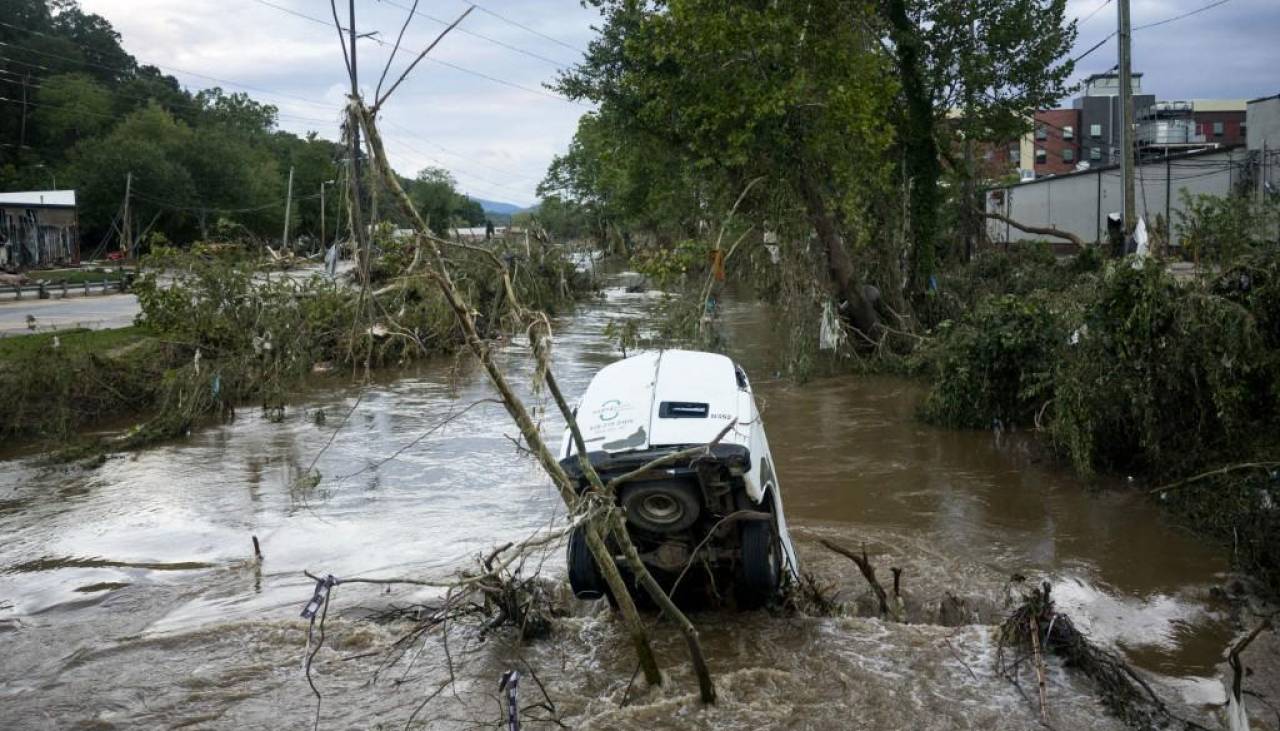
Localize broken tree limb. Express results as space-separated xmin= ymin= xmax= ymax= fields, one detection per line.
xmin=1229 ymin=616 xmax=1274 ymax=705
xmin=424 ymin=204 xmax=722 ymax=704
xmin=978 ymin=209 xmax=1086 ymax=249
xmin=1148 ymin=462 xmax=1280 ymax=495
xmin=820 ymin=539 xmax=890 ymax=618
xmin=355 ymin=103 xmax=678 ymax=695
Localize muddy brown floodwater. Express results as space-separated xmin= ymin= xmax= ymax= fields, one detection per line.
xmin=0 ymin=273 xmax=1271 ymax=730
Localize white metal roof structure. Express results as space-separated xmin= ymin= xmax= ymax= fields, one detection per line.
xmin=0 ymin=190 xmax=77 ymax=207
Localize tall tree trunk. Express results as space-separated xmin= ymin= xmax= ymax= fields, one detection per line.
xmin=796 ymin=170 xmax=880 ymax=338
xmin=884 ymin=0 xmax=941 ymax=293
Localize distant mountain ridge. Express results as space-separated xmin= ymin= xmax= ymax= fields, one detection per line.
xmin=473 ymin=198 xmax=527 ymax=216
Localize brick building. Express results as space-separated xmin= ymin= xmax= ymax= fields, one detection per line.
xmin=1192 ymin=99 xmax=1247 ymax=147
xmin=1030 ymin=109 xmax=1082 ymax=175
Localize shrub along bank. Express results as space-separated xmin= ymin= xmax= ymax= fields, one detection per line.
xmin=915 ymin=247 xmax=1280 ymax=596
xmin=0 ymin=239 xmax=589 ymax=450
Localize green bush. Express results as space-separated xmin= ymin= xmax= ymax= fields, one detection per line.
xmin=920 ymin=293 xmax=1069 ymax=429
xmin=1049 ymin=260 xmax=1265 ymax=477
xmin=1176 ymin=192 xmax=1280 ymax=265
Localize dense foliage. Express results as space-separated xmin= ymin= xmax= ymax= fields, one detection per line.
xmin=916 ymin=239 xmax=1280 ymax=594
xmin=0 ymin=0 xmax=487 ymax=253
xmin=545 ymin=0 xmax=1077 ymax=341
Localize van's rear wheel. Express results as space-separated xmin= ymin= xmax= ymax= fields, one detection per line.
xmin=737 ymin=519 xmax=780 ymax=609
xmin=620 ymin=481 xmax=701 ymax=533
xmin=567 ymin=526 xmax=605 ymax=600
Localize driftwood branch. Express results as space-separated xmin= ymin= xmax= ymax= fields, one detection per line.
xmin=1148 ymin=461 xmax=1280 ymax=495
xmin=820 ymin=539 xmax=890 ymax=617
xmin=604 ymin=420 xmax=738 ymax=493
xmin=979 ymin=208 xmax=1086 ymax=249
xmin=356 ymin=103 xmax=689 ymax=697
xmin=1229 ymin=616 xmax=1274 ymax=703
xmin=454 ymin=218 xmax=719 ymax=705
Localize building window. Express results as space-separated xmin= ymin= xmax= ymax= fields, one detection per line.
xmin=1090 ymin=147 xmax=1102 ymax=161
xmin=1035 ymin=148 xmax=1047 ymax=164
xmin=1009 ymin=146 xmax=1020 ymax=165
xmin=1090 ymin=123 xmax=1103 ymax=138
xmin=1063 ymin=125 xmax=1074 ymax=140
xmin=1213 ymin=121 xmax=1225 ymax=137
xmin=1035 ymin=125 xmax=1048 ymax=140
xmin=1062 ymin=148 xmax=1075 ymax=163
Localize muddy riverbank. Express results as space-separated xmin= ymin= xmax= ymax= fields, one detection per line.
xmin=0 ymin=276 xmax=1274 ymax=729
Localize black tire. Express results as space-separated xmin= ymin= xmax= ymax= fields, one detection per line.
xmin=736 ymin=518 xmax=781 ymax=609
xmin=567 ymin=526 xmax=605 ymax=600
xmin=619 ymin=481 xmax=701 ymax=533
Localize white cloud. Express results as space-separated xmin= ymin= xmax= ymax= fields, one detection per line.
xmin=73 ymin=0 xmax=1280 ymax=204
xmin=76 ymin=0 xmax=599 ymax=206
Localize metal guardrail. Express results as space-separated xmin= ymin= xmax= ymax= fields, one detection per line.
xmin=0 ymin=278 xmax=126 ymax=301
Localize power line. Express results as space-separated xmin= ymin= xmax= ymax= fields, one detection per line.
xmin=1134 ymin=0 xmax=1235 ymax=30
xmin=1071 ymin=32 xmax=1115 ymax=64
xmin=246 ymin=1 xmax=584 ymax=106
xmin=1077 ymin=0 xmax=1113 ymax=25
xmin=376 ymin=0 xmax=572 ymax=69
xmin=1072 ymin=0 xmax=1238 ymax=69
xmin=0 ymin=56 xmax=337 ymax=126
xmin=383 ymin=135 xmax=530 ymax=195
xmin=0 ymin=23 xmax=334 ymax=111
xmin=465 ymin=2 xmax=588 ymax=56
xmin=381 ymin=118 xmax=539 ymax=182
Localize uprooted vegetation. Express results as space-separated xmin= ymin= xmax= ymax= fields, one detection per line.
xmin=900 ymin=246 xmax=1280 ymax=604
xmin=0 ymin=238 xmax=590 ymax=451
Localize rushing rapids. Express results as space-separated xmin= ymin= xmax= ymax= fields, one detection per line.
xmin=0 ymin=274 xmax=1272 ymax=730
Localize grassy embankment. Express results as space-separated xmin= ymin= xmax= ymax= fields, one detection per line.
xmin=0 ymin=237 xmax=590 ymax=453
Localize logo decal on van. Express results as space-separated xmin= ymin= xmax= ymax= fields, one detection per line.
xmin=597 ymin=399 xmax=622 ymax=421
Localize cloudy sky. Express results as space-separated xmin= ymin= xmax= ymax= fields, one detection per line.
xmin=78 ymin=0 xmax=1280 ymax=207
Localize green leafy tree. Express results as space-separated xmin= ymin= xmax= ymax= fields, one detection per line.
xmin=557 ymin=0 xmax=899 ymax=333
xmin=32 ymin=73 xmax=112 ymax=149
xmin=884 ymin=0 xmax=1077 ymax=285
xmin=69 ymin=104 xmax=197 ymax=246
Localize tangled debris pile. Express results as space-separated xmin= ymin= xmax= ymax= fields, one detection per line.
xmin=0 ymin=239 xmax=589 ymax=452
xmin=997 ymin=581 xmax=1206 ymax=729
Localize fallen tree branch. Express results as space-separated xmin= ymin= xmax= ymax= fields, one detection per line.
xmin=1148 ymin=461 xmax=1280 ymax=495
xmin=1229 ymin=616 xmax=1274 ymax=704
xmin=978 ymin=209 xmax=1086 ymax=249
xmin=356 ymin=102 xmax=680 ymax=697
xmin=820 ymin=539 xmax=890 ymax=618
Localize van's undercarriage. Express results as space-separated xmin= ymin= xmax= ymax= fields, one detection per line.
xmin=561 ymin=445 xmax=783 ymax=608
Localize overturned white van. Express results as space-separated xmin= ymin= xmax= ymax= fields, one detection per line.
xmin=560 ymin=350 xmax=799 ymax=608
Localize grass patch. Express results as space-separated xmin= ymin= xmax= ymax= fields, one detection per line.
xmin=0 ymin=326 xmax=152 ymax=359
xmin=28 ymin=268 xmax=129 ymax=285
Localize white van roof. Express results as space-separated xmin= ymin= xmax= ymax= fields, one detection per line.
xmin=572 ymin=350 xmax=744 ymax=454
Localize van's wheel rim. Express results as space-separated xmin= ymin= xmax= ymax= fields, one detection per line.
xmin=638 ymin=493 xmax=684 ymax=526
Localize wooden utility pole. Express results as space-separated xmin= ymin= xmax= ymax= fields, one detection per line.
xmin=281 ymin=165 xmax=295 ymax=250
xmin=348 ymin=0 xmax=370 ymax=279
xmin=19 ymin=73 xmax=30 ymax=149
xmin=122 ymin=171 xmax=133 ymax=258
xmin=1117 ymin=0 xmax=1137 ymax=235
xmin=320 ymin=180 xmax=327 ymax=252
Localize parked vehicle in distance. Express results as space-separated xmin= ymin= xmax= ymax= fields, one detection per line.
xmin=560 ymin=349 xmax=799 ymax=609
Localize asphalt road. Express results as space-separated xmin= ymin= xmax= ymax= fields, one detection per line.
xmin=0 ymin=294 xmax=140 ymax=337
